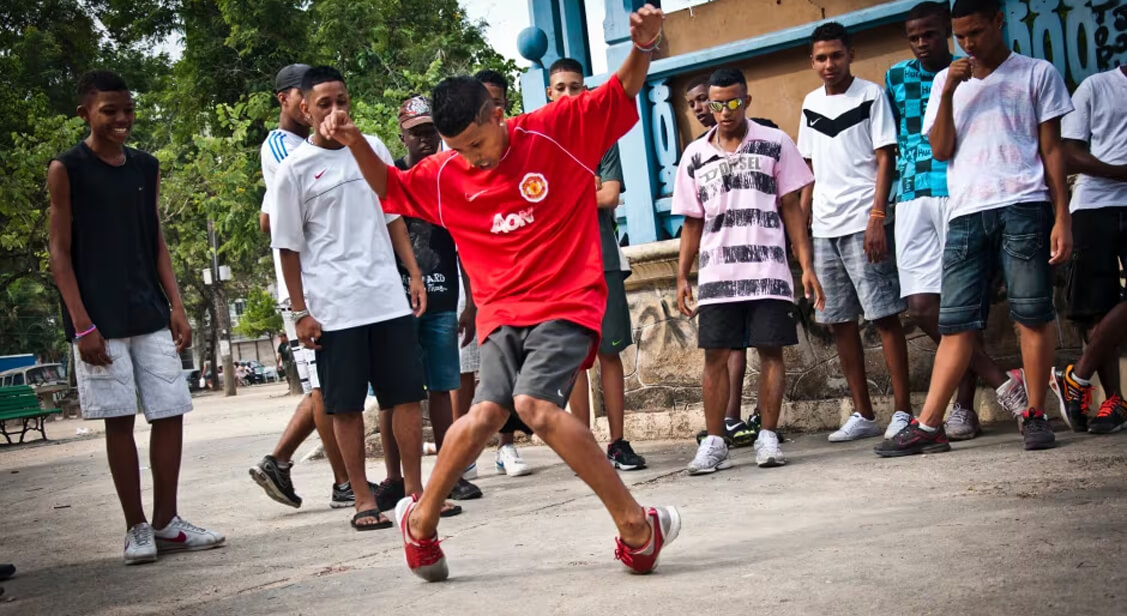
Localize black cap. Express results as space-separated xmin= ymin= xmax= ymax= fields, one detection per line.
xmin=274 ymin=64 xmax=311 ymax=92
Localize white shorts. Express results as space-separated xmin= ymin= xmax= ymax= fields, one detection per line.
xmin=74 ymin=328 xmax=192 ymax=422
xmin=281 ymin=306 xmax=320 ymax=393
xmin=894 ymin=196 xmax=949 ymax=297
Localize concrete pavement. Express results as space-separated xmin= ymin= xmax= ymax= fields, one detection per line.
xmin=1 ymin=383 xmax=1124 ymax=615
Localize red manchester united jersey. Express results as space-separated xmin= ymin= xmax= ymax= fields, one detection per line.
xmin=384 ymin=75 xmax=639 ymax=357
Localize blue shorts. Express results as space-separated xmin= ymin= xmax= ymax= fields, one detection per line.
xmin=416 ymin=311 xmax=461 ymax=392
xmin=813 ymin=226 xmax=905 ymax=324
xmin=938 ymin=202 xmax=1056 ymax=334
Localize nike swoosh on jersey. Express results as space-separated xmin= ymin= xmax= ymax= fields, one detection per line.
xmin=466 ymin=189 xmax=488 ymax=201
xmin=802 ymin=100 xmax=875 ymax=138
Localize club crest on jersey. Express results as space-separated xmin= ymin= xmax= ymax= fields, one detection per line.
xmin=491 ymin=208 xmax=535 ymax=234
xmin=519 ymin=172 xmax=549 ymax=203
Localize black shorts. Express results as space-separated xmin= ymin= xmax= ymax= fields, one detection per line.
xmin=1065 ymin=206 xmax=1127 ymax=325
xmin=600 ymin=270 xmax=633 ymax=355
xmin=697 ymin=299 xmax=798 ymax=349
xmin=316 ymin=315 xmax=426 ymax=414
xmin=473 ymin=320 xmax=595 ymax=415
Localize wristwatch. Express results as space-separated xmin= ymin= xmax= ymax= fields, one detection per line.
xmin=292 ymin=309 xmax=310 ymax=323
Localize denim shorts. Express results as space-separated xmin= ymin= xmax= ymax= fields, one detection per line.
xmin=416 ymin=310 xmax=461 ymax=392
xmin=938 ymin=202 xmax=1055 ymax=334
xmin=814 ymin=226 xmax=906 ymax=324
xmin=73 ymin=328 xmax=192 ymax=422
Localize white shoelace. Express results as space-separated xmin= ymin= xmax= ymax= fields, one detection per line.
xmin=128 ymin=525 xmax=152 ymax=546
xmin=948 ymin=404 xmax=973 ymax=425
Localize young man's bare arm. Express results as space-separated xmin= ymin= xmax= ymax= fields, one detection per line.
xmin=279 ymin=249 xmax=321 ymax=350
xmin=676 ymin=217 xmax=703 ymax=317
xmin=596 ymin=179 xmax=623 ymax=209
xmin=1039 ymin=118 xmax=1072 ymax=264
xmin=800 ymin=159 xmax=815 ymax=228
xmin=388 ymin=216 xmax=427 ymax=316
xmin=48 ymin=161 xmax=110 ymax=366
xmin=779 ymin=189 xmax=825 ymax=311
xmin=153 ymin=175 xmax=192 ymax=351
xmin=614 ymin=5 xmax=665 ymax=98
xmin=1062 ymin=139 xmax=1127 ymax=181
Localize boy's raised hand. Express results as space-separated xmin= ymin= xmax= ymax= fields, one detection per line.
xmin=630 ymin=4 xmax=664 ymax=46
xmin=320 ymin=109 xmax=362 ymax=147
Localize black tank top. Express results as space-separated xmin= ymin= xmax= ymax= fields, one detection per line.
xmin=54 ymin=142 xmax=170 ymax=341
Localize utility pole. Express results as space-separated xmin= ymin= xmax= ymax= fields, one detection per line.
xmin=207 ymin=220 xmax=236 ymax=397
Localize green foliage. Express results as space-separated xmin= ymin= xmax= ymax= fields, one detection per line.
xmin=234 ymin=286 xmax=283 ymax=339
xmin=0 ymin=278 xmax=66 ymax=360
xmin=0 ymin=0 xmax=523 ymax=360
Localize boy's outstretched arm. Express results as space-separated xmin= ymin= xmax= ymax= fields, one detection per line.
xmin=615 ymin=4 xmax=665 ymax=98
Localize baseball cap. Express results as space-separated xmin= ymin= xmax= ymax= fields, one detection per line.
xmin=274 ymin=64 xmax=311 ymax=92
xmin=398 ymin=96 xmax=434 ymax=129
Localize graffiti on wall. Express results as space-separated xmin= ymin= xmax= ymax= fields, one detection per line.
xmin=1006 ymin=0 xmax=1127 ymax=87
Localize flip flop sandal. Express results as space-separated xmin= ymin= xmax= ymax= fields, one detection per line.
xmin=440 ymin=502 xmax=463 ymax=518
xmin=351 ymin=508 xmax=392 ymax=531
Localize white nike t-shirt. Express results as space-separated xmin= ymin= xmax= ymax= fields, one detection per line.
xmin=269 ymin=135 xmax=411 ymax=332
xmin=923 ymin=53 xmax=1073 ymax=220
xmin=260 ymin=128 xmax=307 ymax=303
xmin=797 ymin=77 xmax=897 ymax=238
xmin=1061 ymin=68 xmax=1127 ymax=212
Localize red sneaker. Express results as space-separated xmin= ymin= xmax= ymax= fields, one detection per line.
xmin=615 ymin=506 xmax=681 ymax=574
xmin=394 ymin=494 xmax=448 ymax=582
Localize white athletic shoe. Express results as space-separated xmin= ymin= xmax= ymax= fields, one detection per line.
xmin=884 ymin=410 xmax=913 ymax=440
xmin=462 ymin=462 xmax=478 ymax=480
xmin=124 ymin=522 xmax=157 ymax=565
xmin=754 ymin=430 xmax=786 ymax=468
xmin=828 ymin=412 xmax=883 ymax=442
xmin=996 ymin=369 xmax=1029 ymax=419
xmin=495 ymin=444 xmax=531 ymax=477
xmin=687 ymin=435 xmax=732 ymax=475
xmin=153 ymin=516 xmax=226 ymax=553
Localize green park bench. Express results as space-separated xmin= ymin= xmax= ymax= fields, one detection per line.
xmin=0 ymin=385 xmax=62 ymax=444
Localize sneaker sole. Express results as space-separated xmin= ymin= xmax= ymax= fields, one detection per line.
xmin=946 ymin=427 xmax=982 ymax=442
xmin=1048 ymin=374 xmax=1073 ymax=430
xmin=156 ymin=539 xmax=226 ymax=553
xmin=687 ymin=459 xmax=733 ymax=475
xmin=1088 ymin=422 xmax=1125 ymax=435
xmin=330 ymin=498 xmax=355 ymax=509
xmin=611 ymin=460 xmax=646 ymax=471
xmin=828 ymin=431 xmax=882 ymax=443
xmin=757 ymin=457 xmax=785 ymax=468
xmin=874 ymin=442 xmax=952 ymax=457
xmin=124 ymin=552 xmax=158 ymax=565
xmin=499 ymin=465 xmax=532 ymax=477
xmin=248 ymin=467 xmax=301 ymax=508
xmin=394 ymin=497 xmax=449 ymax=583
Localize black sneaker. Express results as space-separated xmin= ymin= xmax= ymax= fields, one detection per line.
xmin=373 ymin=478 xmax=405 ymax=512
xmin=331 ymin=480 xmax=383 ymax=509
xmin=1088 ymin=395 xmax=1127 ymax=435
xmin=695 ymin=417 xmax=759 ymax=447
xmin=249 ymin=455 xmax=302 ymax=508
xmin=607 ymin=439 xmax=646 ymax=470
xmin=1022 ymin=409 xmax=1056 ymax=450
xmin=873 ymin=421 xmax=951 ymax=457
xmin=1049 ymin=365 xmax=1090 ymax=432
xmin=449 ymin=477 xmax=483 ymax=500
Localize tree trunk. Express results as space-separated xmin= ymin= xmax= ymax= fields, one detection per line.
xmin=213 ymin=282 xmax=236 ymax=397
xmin=286 ymin=360 xmax=302 ymax=395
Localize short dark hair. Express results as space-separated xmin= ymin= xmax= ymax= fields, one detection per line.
xmin=473 ymin=69 xmax=509 ymax=93
xmin=301 ymin=65 xmax=345 ymax=94
xmin=750 ymin=117 xmax=779 ymax=129
xmin=951 ymin=0 xmax=1000 ymax=19
xmin=548 ymin=57 xmax=585 ymax=76
xmin=78 ymin=70 xmax=129 ymax=102
xmin=907 ymin=1 xmax=951 ymax=23
xmin=811 ymin=21 xmax=851 ymax=48
xmin=709 ymin=68 xmax=747 ymax=90
xmin=685 ymin=73 xmax=711 ymax=92
xmin=432 ymin=76 xmax=493 ymax=137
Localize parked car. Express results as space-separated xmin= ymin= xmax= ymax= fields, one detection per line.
xmin=0 ymin=363 xmax=66 ymax=389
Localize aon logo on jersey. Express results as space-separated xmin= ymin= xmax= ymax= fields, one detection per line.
xmin=491 ymin=208 xmax=535 ymax=234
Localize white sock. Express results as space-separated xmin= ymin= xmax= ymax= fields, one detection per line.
xmin=917 ymin=421 xmax=938 ymax=433
xmin=1072 ymin=371 xmax=1091 ymax=387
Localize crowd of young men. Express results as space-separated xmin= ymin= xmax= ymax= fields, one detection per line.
xmin=49 ymin=0 xmax=1125 ymax=580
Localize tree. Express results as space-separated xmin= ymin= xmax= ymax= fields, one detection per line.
xmin=234 ymin=286 xmax=283 ymax=339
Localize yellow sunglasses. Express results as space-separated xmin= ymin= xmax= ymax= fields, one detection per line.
xmin=708 ymin=98 xmax=745 ymax=112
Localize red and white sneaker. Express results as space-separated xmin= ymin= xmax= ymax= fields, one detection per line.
xmin=153 ymin=516 xmax=225 ymax=553
xmin=394 ymin=495 xmax=449 ymax=582
xmin=615 ymin=506 xmax=681 ymax=574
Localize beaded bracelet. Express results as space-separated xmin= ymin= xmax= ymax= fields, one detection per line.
xmin=75 ymin=324 xmax=97 ymax=339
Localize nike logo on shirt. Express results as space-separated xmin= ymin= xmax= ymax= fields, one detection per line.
xmin=466 ymin=189 xmax=488 ymax=201
xmin=802 ymin=100 xmax=874 ymax=138
xmin=314 ymin=169 xmax=327 ymax=179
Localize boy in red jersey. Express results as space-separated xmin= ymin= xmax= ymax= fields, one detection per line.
xmin=320 ymin=4 xmax=677 ymax=582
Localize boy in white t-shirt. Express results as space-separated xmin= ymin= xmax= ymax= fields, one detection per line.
xmin=1049 ymin=66 xmax=1127 ymax=434
xmin=798 ymin=22 xmax=913 ymax=444
xmin=270 ymin=66 xmax=429 ymax=530
xmin=876 ymin=0 xmax=1074 ymax=456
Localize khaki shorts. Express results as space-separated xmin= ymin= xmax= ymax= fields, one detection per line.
xmin=73 ymin=328 xmax=192 ymax=422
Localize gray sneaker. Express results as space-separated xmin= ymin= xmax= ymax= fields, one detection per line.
xmin=1022 ymin=409 xmax=1056 ymax=450
xmin=945 ymin=403 xmax=982 ymax=441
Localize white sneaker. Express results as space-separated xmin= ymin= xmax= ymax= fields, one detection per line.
xmin=124 ymin=522 xmax=157 ymax=565
xmin=996 ymin=369 xmax=1029 ymax=418
xmin=828 ymin=412 xmax=883 ymax=442
xmin=687 ymin=435 xmax=732 ymax=475
xmin=153 ymin=516 xmax=226 ymax=553
xmin=495 ymin=444 xmax=532 ymax=477
xmin=884 ymin=410 xmax=913 ymax=440
xmin=462 ymin=462 xmax=478 ymax=480
xmin=754 ymin=430 xmax=786 ymax=467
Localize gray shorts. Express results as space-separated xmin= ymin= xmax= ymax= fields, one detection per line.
xmin=472 ymin=320 xmax=596 ymax=411
xmin=600 ymin=270 xmax=633 ymax=354
xmin=73 ymin=328 xmax=192 ymax=422
xmin=814 ymin=226 xmax=906 ymax=324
